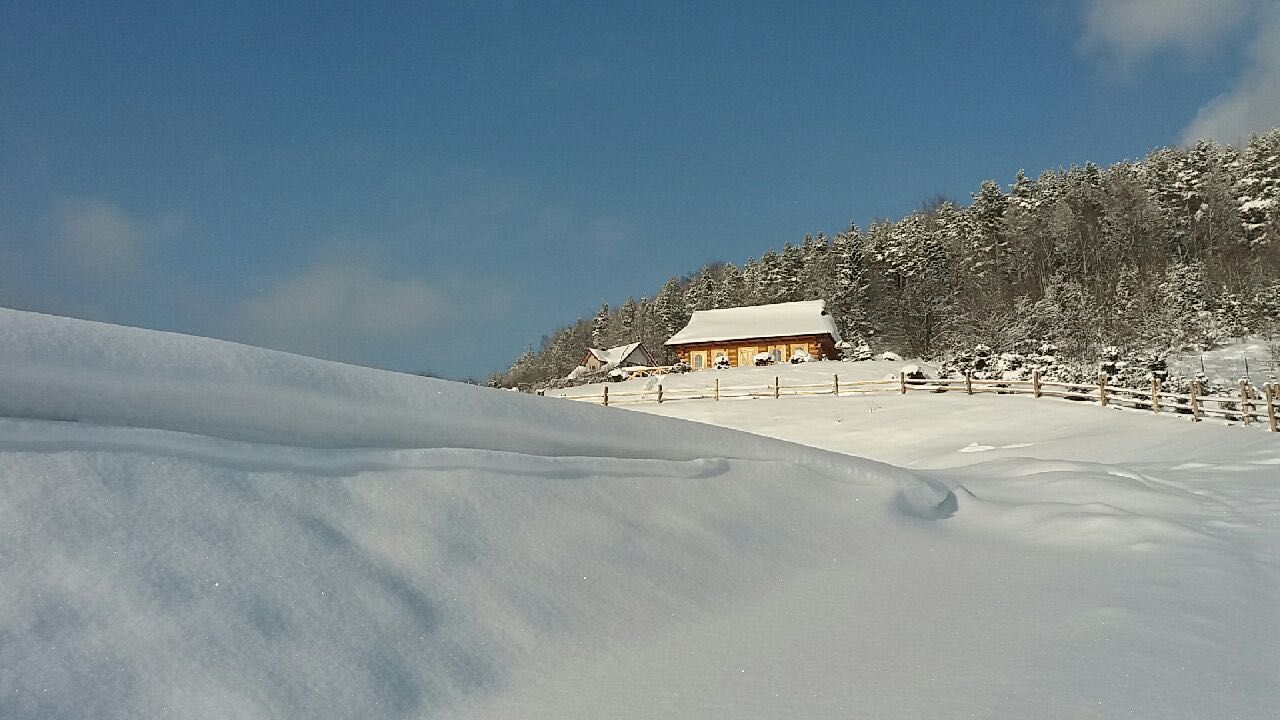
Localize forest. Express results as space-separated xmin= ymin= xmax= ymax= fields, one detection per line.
xmin=496 ymin=130 xmax=1280 ymax=389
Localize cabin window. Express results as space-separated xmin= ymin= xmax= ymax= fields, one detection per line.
xmin=693 ymin=353 xmax=704 ymax=369
xmin=772 ymin=348 xmax=783 ymax=363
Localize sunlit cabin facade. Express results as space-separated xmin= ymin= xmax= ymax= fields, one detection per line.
xmin=663 ymin=300 xmax=841 ymax=370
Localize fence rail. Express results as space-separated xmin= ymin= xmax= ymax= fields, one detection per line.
xmin=546 ymin=371 xmax=1280 ymax=432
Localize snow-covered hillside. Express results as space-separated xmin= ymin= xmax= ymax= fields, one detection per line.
xmin=1170 ymin=336 xmax=1279 ymax=387
xmin=1 ymin=308 xmax=1277 ymax=719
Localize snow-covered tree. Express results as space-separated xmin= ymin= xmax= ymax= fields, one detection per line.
xmin=715 ymin=263 xmax=744 ymax=308
xmin=590 ymin=303 xmax=609 ymax=347
xmin=685 ymin=266 xmax=717 ymax=312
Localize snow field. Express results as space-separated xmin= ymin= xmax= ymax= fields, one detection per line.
xmin=1 ymin=307 xmax=1277 ymax=718
xmin=1170 ymin=336 xmax=1279 ymax=387
xmin=621 ymin=366 xmax=1280 ymax=718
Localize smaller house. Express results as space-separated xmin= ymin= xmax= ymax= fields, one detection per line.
xmin=580 ymin=342 xmax=656 ymax=374
xmin=664 ymin=300 xmax=841 ymax=370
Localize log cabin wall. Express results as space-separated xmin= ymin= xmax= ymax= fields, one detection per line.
xmin=671 ymin=334 xmax=838 ymax=370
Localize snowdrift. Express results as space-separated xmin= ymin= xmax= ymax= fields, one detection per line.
xmin=3 ymin=308 xmax=1277 ymax=719
xmin=0 ymin=308 xmax=936 ymax=482
xmin=0 ymin=308 xmax=960 ymax=719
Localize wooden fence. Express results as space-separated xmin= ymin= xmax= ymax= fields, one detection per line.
xmin=548 ymin=371 xmax=1280 ymax=432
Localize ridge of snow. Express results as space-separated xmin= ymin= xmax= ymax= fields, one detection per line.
xmin=0 ymin=309 xmax=901 ymax=477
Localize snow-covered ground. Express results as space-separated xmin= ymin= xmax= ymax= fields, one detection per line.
xmin=2 ymin=308 xmax=1277 ymax=719
xmin=1170 ymin=336 xmax=1280 ymax=387
xmin=553 ymin=355 xmax=935 ymax=402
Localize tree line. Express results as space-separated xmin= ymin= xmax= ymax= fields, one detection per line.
xmin=495 ymin=130 xmax=1280 ymax=388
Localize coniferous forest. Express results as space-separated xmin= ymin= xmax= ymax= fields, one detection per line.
xmin=496 ymin=131 xmax=1280 ymax=388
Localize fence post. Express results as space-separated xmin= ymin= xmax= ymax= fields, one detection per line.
xmin=657 ymin=384 xmax=663 ymax=404
xmin=1239 ymin=380 xmax=1251 ymax=426
xmin=603 ymin=385 xmax=609 ymax=407
xmin=714 ymin=378 xmax=719 ymax=401
xmin=900 ymin=371 xmax=907 ymax=394
xmin=1033 ymin=370 xmax=1041 ymax=398
xmin=1099 ymin=375 xmax=1108 ymax=407
xmin=965 ymin=373 xmax=972 ymax=395
xmin=1265 ymin=383 xmax=1278 ymax=432
xmin=774 ymin=376 xmax=780 ymax=399
xmin=1190 ymin=380 xmax=1202 ymax=422
xmin=833 ymin=374 xmax=839 ymax=397
xmin=1152 ymin=378 xmax=1161 ymax=414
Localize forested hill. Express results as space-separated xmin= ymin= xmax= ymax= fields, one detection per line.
xmin=496 ymin=130 xmax=1280 ymax=388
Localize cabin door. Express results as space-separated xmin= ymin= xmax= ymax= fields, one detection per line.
xmin=737 ymin=346 xmax=757 ymax=366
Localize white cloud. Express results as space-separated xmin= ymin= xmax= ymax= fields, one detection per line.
xmin=1181 ymin=4 xmax=1280 ymax=144
xmin=1080 ymin=0 xmax=1255 ymax=68
xmin=230 ymin=261 xmax=458 ymax=365
xmin=1079 ymin=0 xmax=1280 ymax=145
xmin=53 ymin=198 xmax=145 ymax=280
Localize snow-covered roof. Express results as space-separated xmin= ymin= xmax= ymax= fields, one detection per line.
xmin=665 ymin=300 xmax=842 ymax=346
xmin=584 ymin=342 xmax=650 ymax=370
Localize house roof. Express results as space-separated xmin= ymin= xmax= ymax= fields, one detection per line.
xmin=583 ymin=342 xmax=649 ymax=369
xmin=664 ymin=300 xmax=842 ymax=346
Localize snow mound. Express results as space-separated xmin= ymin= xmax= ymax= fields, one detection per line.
xmin=0 ymin=308 xmax=964 ymax=719
xmin=0 ymin=309 xmax=934 ymax=483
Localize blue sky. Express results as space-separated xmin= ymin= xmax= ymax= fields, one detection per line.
xmin=3 ymin=1 xmax=1279 ymax=378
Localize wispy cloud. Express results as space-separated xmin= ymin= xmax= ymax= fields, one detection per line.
xmin=228 ymin=260 xmax=455 ymax=365
xmin=1080 ymin=0 xmax=1255 ymax=70
xmin=0 ymin=198 xmax=185 ymax=321
xmin=1079 ymin=0 xmax=1279 ymax=145
xmin=53 ymin=198 xmax=147 ymax=280
xmin=1181 ymin=4 xmax=1280 ymax=144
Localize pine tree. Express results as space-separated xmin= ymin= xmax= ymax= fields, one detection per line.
xmin=715 ymin=263 xmax=744 ymax=308
xmin=1236 ymin=129 xmax=1280 ymax=250
xmin=741 ymin=257 xmax=760 ymax=304
xmin=779 ymin=241 xmax=804 ymax=301
xmin=970 ymin=179 xmax=1010 ymax=280
xmin=685 ymin=266 xmax=717 ymax=312
xmin=827 ymin=226 xmax=870 ymax=340
xmin=653 ymin=277 xmax=689 ymax=359
xmin=590 ymin=303 xmax=609 ymax=348
xmin=757 ymin=249 xmax=784 ymax=302
xmin=619 ymin=297 xmax=637 ymax=338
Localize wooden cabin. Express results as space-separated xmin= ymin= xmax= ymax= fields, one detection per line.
xmin=580 ymin=342 xmax=656 ymax=373
xmin=664 ymin=300 xmax=841 ymax=370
